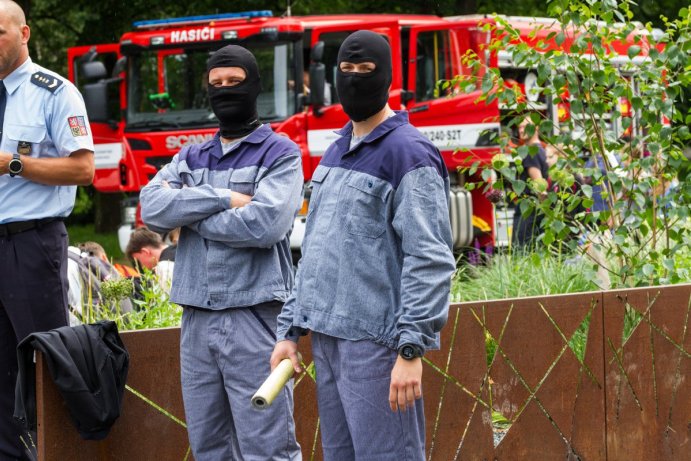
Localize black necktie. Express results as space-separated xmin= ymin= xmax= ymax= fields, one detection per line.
xmin=0 ymin=81 xmax=6 ymax=144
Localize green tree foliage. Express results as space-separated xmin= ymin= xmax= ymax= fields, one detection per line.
xmin=19 ymin=0 xmax=689 ymax=75
xmin=459 ymin=0 xmax=691 ymax=287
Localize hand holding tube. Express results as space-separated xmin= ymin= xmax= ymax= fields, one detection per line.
xmin=252 ymin=352 xmax=302 ymax=409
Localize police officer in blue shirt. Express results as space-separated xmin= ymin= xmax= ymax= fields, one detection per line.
xmin=0 ymin=1 xmax=94 ymax=459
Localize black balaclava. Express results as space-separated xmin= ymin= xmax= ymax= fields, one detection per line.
xmin=336 ymin=30 xmax=393 ymax=122
xmin=207 ymin=45 xmax=261 ymax=138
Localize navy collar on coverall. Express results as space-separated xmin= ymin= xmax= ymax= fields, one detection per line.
xmin=332 ymin=111 xmax=409 ymax=158
xmin=202 ymin=124 xmax=274 ymax=160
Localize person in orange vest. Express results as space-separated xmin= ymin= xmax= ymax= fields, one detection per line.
xmin=112 ymin=262 xmax=139 ymax=278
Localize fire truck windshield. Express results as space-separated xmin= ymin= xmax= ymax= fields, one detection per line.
xmin=126 ymin=42 xmax=298 ymax=131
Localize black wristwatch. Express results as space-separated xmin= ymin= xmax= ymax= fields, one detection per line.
xmin=8 ymin=153 xmax=23 ymax=177
xmin=398 ymin=343 xmax=424 ymax=360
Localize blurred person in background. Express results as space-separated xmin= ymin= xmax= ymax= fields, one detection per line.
xmin=512 ymin=114 xmax=549 ymax=247
xmin=125 ymin=227 xmax=176 ymax=292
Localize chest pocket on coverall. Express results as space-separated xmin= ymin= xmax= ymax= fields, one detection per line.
xmin=345 ymin=174 xmax=388 ymax=239
xmin=306 ymin=165 xmax=330 ymax=218
xmin=228 ymin=169 xmax=257 ymax=196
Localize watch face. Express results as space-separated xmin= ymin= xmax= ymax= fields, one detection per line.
xmin=401 ymin=345 xmax=415 ymax=359
xmin=399 ymin=344 xmax=423 ymax=360
xmin=9 ymin=158 xmax=22 ymax=175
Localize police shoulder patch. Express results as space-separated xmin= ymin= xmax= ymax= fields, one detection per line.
xmin=30 ymin=71 xmax=64 ymax=93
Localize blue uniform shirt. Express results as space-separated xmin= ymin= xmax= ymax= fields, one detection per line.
xmin=0 ymin=58 xmax=94 ymax=224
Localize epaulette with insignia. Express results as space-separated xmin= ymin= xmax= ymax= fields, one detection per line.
xmin=30 ymin=71 xmax=64 ymax=94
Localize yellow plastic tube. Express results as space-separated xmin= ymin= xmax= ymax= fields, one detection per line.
xmin=251 ymin=358 xmax=297 ymax=409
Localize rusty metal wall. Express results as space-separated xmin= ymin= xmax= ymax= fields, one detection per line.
xmin=37 ymin=327 xmax=192 ymax=461
xmin=432 ymin=292 xmax=607 ymax=460
xmin=602 ymin=285 xmax=691 ymax=461
xmin=36 ymin=284 xmax=690 ymax=460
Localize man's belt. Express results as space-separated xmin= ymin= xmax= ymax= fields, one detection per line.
xmin=0 ymin=218 xmax=61 ymax=237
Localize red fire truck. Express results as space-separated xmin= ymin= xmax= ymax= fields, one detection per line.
xmin=67 ymin=11 xmax=654 ymax=254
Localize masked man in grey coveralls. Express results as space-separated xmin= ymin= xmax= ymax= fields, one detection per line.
xmin=271 ymin=30 xmax=455 ymax=461
xmin=140 ymin=44 xmax=302 ymax=461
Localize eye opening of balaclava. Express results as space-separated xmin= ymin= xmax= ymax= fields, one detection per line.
xmin=336 ymin=30 xmax=392 ymax=122
xmin=207 ymin=44 xmax=262 ymax=139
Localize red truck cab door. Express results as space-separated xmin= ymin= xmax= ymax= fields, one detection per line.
xmin=68 ymin=44 xmax=128 ymax=192
xmin=405 ymin=23 xmax=499 ymax=172
xmin=405 ymin=23 xmax=501 ymax=248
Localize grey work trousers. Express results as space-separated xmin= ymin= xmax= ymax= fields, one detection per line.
xmin=181 ymin=304 xmax=301 ymax=461
xmin=311 ymin=333 xmax=426 ymax=461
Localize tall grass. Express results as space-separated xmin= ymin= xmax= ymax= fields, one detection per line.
xmin=451 ymin=250 xmax=600 ymax=302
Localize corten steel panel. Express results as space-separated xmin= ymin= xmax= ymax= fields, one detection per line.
xmin=35 ymin=285 xmax=691 ymax=460
xmin=446 ymin=293 xmax=607 ymax=460
xmin=37 ymin=327 xmax=193 ymax=461
xmin=293 ymin=338 xmax=323 ymax=461
xmin=603 ymin=284 xmax=691 ymax=461
xmin=36 ymin=327 xmax=320 ymax=461
xmin=424 ymin=306 xmax=495 ymax=460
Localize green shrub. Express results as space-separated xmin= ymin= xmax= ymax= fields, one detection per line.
xmin=78 ymin=269 xmax=181 ymax=331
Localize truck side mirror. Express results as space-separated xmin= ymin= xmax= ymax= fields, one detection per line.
xmin=81 ymin=61 xmax=108 ymax=80
xmin=308 ymin=41 xmax=326 ymax=113
xmin=82 ymin=81 xmax=109 ymax=123
xmin=309 ymin=62 xmax=326 ymax=112
xmin=112 ymin=56 xmax=127 ymax=78
xmin=310 ymin=41 xmax=324 ymax=62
